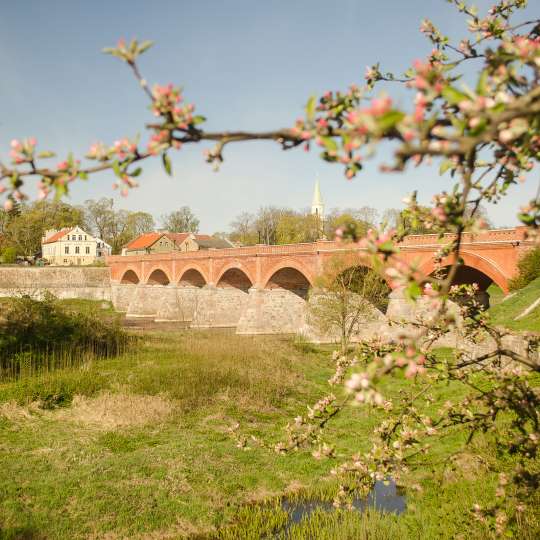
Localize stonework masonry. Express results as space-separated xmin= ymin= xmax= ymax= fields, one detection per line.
xmin=0 ymin=267 xmax=111 ymax=301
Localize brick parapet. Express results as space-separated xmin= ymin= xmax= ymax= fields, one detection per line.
xmin=107 ymin=228 xmax=529 ymax=293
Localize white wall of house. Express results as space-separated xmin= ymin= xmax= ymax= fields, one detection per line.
xmin=177 ymin=235 xmax=198 ymax=252
xmin=42 ymin=226 xmax=111 ymax=266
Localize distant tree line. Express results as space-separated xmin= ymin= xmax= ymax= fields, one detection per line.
xmin=227 ymin=204 xmax=493 ymax=246
xmin=0 ymin=199 xmax=200 ymax=257
xmin=0 ymin=197 xmax=493 ymax=259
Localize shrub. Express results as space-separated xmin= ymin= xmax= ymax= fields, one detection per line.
xmin=509 ymin=247 xmax=540 ymax=291
xmin=1 ymin=247 xmax=17 ymax=264
xmin=0 ymin=293 xmax=133 ymax=379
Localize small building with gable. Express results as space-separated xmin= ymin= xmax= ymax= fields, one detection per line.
xmin=122 ymin=232 xmax=233 ymax=256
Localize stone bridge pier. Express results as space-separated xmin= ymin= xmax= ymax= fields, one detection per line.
xmin=236 ymin=287 xmax=308 ymax=334
xmin=191 ymin=286 xmax=250 ymax=328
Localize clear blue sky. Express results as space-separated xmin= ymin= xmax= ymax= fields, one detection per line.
xmin=0 ymin=0 xmax=537 ymax=231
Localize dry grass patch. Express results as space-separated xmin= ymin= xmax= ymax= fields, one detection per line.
xmin=131 ymin=520 xmax=209 ymax=540
xmin=0 ymin=400 xmax=42 ymax=422
xmin=55 ymin=391 xmax=173 ymax=429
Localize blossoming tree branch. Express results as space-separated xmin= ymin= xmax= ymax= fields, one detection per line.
xmin=1 ymin=0 xmax=540 ymax=534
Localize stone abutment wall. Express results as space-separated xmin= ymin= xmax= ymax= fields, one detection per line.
xmin=0 ymin=268 xmax=535 ymax=362
xmin=0 ymin=267 xmax=111 ymax=301
xmin=113 ymin=281 xmax=391 ymax=339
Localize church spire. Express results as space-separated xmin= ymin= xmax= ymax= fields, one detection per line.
xmin=311 ymin=177 xmax=325 ymax=239
xmin=311 ymin=177 xmax=324 ymax=219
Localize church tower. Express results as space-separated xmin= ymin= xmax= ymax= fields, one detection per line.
xmin=311 ymin=178 xmax=325 ymax=238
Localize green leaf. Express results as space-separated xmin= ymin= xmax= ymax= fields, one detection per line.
xmin=450 ymin=116 xmax=466 ymax=134
xmin=112 ymin=160 xmax=121 ymax=177
xmin=377 ymin=110 xmax=405 ymax=132
xmin=321 ymin=137 xmax=338 ymax=153
xmin=469 ymin=118 xmax=487 ymax=136
xmin=321 ymin=151 xmax=338 ymax=163
xmin=518 ymin=213 xmax=534 ymax=225
xmin=442 ymin=86 xmax=469 ymax=105
xmin=439 ymin=159 xmax=453 ymax=175
xmin=78 ymin=171 xmax=88 ymax=180
xmin=404 ymin=68 xmax=415 ymax=78
xmin=10 ymin=172 xmax=19 ymax=188
xmin=102 ymin=47 xmax=116 ymax=55
xmin=137 ymin=40 xmax=154 ymax=55
xmin=37 ymin=151 xmax=56 ymax=159
xmin=162 ymin=153 xmax=172 ymax=176
xmin=192 ymin=115 xmax=206 ymax=125
xmin=491 ymin=102 xmax=505 ymax=114
xmin=130 ymin=167 xmax=142 ymax=177
xmin=306 ymin=95 xmax=316 ymax=122
xmin=440 ymin=62 xmax=458 ymax=72
xmin=476 ymin=70 xmax=488 ymax=96
xmin=377 ymin=241 xmax=395 ymax=254
xmin=54 ymin=182 xmax=67 ymax=200
xmin=405 ymin=281 xmax=422 ymax=301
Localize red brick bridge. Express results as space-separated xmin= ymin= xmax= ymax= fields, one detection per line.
xmin=108 ymin=227 xmax=529 ymax=294
xmin=106 ymin=228 xmax=531 ymax=333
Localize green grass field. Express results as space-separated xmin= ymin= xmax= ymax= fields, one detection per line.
xmin=488 ymin=277 xmax=540 ymax=332
xmin=1 ymin=326 xmax=538 ymax=539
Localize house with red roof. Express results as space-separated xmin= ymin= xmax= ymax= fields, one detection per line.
xmin=41 ymin=226 xmax=111 ymax=265
xmin=122 ymin=232 xmax=233 ymax=256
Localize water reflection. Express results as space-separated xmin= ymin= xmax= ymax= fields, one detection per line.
xmin=281 ymin=479 xmax=406 ymax=526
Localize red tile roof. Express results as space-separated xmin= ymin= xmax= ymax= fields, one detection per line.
xmin=42 ymin=228 xmax=73 ymax=244
xmin=125 ymin=232 xmax=196 ymax=250
xmin=124 ymin=232 xmax=228 ymax=251
xmin=165 ymin=233 xmax=191 ymax=246
xmin=124 ymin=232 xmax=165 ymax=250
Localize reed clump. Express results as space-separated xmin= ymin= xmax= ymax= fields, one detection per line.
xmin=0 ymin=294 xmax=133 ymax=381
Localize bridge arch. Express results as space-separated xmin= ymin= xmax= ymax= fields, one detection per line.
xmin=146 ymin=267 xmax=171 ymax=286
xmin=178 ymin=266 xmax=208 ymax=288
xmin=263 ymin=263 xmax=313 ymax=299
xmin=262 ymin=260 xmax=315 ymax=288
xmin=216 ymin=263 xmax=255 ymax=289
xmin=420 ymin=251 xmax=509 ymax=293
xmin=216 ymin=267 xmax=253 ymax=292
xmin=120 ymin=268 xmax=140 ymax=285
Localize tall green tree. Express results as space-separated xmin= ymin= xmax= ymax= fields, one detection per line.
xmin=84 ymin=198 xmax=116 ymax=241
xmin=276 ymin=211 xmax=320 ymax=244
xmin=229 ymin=212 xmax=257 ymax=245
xmin=3 ymin=201 xmax=84 ymax=256
xmin=325 ymin=207 xmax=376 ymax=240
xmin=84 ymin=198 xmax=156 ymax=253
xmin=126 ymin=211 xmax=155 ymax=237
xmin=161 ymin=206 xmax=199 ymax=233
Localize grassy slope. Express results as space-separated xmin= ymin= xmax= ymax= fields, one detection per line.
xmin=488 ymin=277 xmax=540 ymax=332
xmin=1 ymin=329 xmax=538 ymax=539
